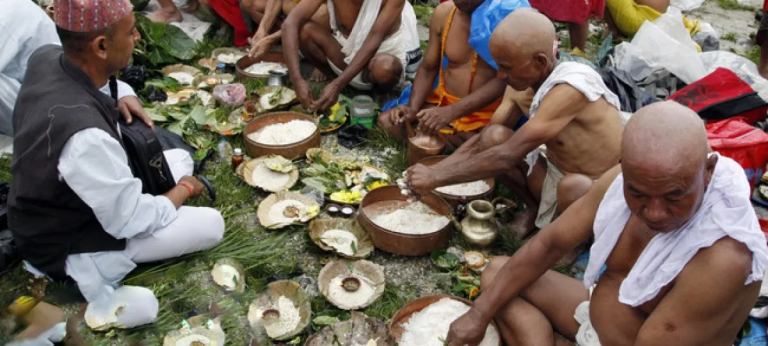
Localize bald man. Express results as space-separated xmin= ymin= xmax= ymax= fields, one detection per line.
xmin=405 ymin=9 xmax=623 ymax=240
xmin=443 ymin=101 xmax=768 ymax=346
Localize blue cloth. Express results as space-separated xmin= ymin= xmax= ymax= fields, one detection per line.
xmin=469 ymin=0 xmax=531 ymax=69
xmin=742 ymin=318 xmax=767 ymax=346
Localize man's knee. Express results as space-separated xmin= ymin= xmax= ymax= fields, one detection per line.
xmin=556 ymin=174 xmax=593 ymax=211
xmin=368 ymin=54 xmax=403 ymax=89
xmin=242 ymin=0 xmax=266 ymax=13
xmin=481 ymin=256 xmax=510 ymax=289
xmin=479 ymin=124 xmax=513 ymax=151
xmin=199 ymin=207 xmax=225 ymax=246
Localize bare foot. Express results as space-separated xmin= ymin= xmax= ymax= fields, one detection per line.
xmin=147 ymin=7 xmax=183 ymax=23
xmin=508 ymin=208 xmax=537 ymax=240
xmin=14 ymin=302 xmax=66 ymax=341
xmin=309 ymin=69 xmax=329 ymax=83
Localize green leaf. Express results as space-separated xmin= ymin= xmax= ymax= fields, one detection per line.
xmin=188 ymin=105 xmax=217 ymax=127
xmin=301 ymin=177 xmax=331 ymax=194
xmin=430 ymin=250 xmax=459 ymax=270
xmin=452 ymin=283 xmax=470 ymax=293
xmin=312 ymin=315 xmax=340 ymax=326
xmin=350 ymin=241 xmax=357 ymax=254
xmin=286 ymin=336 xmax=302 ymax=345
xmin=144 ymin=106 xmax=168 ymax=122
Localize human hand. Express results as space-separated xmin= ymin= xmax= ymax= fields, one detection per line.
xmin=179 ymin=176 xmax=205 ymax=198
xmin=392 ymin=105 xmax=418 ymax=126
xmin=445 ymin=309 xmax=491 ymax=346
xmin=404 ymin=163 xmax=440 ymax=196
xmin=294 ymin=79 xmax=314 ymax=109
xmin=248 ymin=34 xmax=273 ymax=59
xmin=416 ymin=107 xmax=452 ymax=136
xmin=313 ymin=82 xmax=341 ymax=111
xmin=117 ymin=96 xmax=154 ymax=129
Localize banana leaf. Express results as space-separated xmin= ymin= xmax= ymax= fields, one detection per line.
xmin=133 ymin=13 xmax=196 ymax=68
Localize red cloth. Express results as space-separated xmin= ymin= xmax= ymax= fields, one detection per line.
xmin=208 ymin=0 xmax=251 ymax=46
xmin=764 ymin=0 xmax=768 ymax=12
xmin=707 ymin=118 xmax=768 ymax=192
xmin=54 ymin=0 xmax=132 ymax=32
xmin=670 ymin=68 xmax=768 ymax=125
xmin=528 ymin=0 xmax=605 ymax=24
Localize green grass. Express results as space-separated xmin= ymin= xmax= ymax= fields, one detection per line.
xmin=717 ymin=0 xmax=760 ymax=12
xmin=363 ymin=128 xmax=408 ymax=177
xmin=413 ymin=4 xmax=434 ymax=27
xmin=722 ymin=32 xmax=739 ymax=42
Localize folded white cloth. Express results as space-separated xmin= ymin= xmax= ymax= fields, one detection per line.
xmin=584 ymin=153 xmax=768 ymax=307
xmin=525 ymin=62 xmax=622 ymax=175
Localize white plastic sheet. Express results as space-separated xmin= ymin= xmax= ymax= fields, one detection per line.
xmin=614 ymin=9 xmax=706 ymax=84
xmin=670 ymin=0 xmax=705 ymax=11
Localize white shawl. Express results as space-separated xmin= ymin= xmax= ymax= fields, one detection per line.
xmin=583 ymin=154 xmax=768 ymax=307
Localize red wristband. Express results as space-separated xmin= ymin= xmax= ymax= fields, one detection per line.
xmin=178 ymin=182 xmax=194 ymax=196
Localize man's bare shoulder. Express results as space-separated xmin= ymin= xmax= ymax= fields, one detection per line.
xmin=682 ymin=237 xmax=753 ymax=282
xmin=431 ymin=1 xmax=456 ymax=27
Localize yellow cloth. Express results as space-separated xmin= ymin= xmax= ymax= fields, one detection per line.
xmin=606 ymin=0 xmax=700 ymax=37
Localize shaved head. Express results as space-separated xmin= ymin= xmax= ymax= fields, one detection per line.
xmin=623 ymin=101 xmax=710 ymax=173
xmin=490 ymin=9 xmax=557 ymax=91
xmin=621 ymin=102 xmax=717 ymax=233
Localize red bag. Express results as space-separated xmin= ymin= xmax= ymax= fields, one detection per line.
xmin=671 ymin=68 xmax=768 ymax=125
xmin=707 ymin=118 xmax=768 ymax=191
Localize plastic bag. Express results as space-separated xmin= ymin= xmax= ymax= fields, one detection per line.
xmin=614 ymin=10 xmax=706 ymax=84
xmin=598 ymin=67 xmax=654 ymax=113
xmin=469 ymin=0 xmax=531 ymax=69
xmin=692 ymin=22 xmax=719 ymax=52
xmin=670 ymin=0 xmax=704 ymax=11
xmin=212 ymin=83 xmax=246 ymax=107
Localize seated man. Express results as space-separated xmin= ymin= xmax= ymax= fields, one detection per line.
xmin=377 ymin=0 xmax=507 ymax=144
xmin=442 ymin=101 xmax=768 ymax=346
xmin=9 ymin=0 xmax=224 ymax=330
xmin=406 ymin=10 xmax=624 ymax=241
xmin=282 ymin=0 xmax=422 ymax=110
xmin=0 ymin=0 xmax=152 ymax=137
xmin=528 ymin=0 xmax=605 ymax=52
xmin=604 ymin=0 xmax=699 ymax=39
xmin=241 ymin=0 xmax=329 ymax=61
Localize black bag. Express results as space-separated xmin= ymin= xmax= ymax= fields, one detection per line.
xmin=119 ymin=119 xmax=177 ymax=195
xmin=110 ymin=77 xmax=176 ymax=195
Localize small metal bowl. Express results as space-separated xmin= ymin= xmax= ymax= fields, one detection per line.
xmin=341 ymin=277 xmax=361 ymax=292
xmin=261 ymin=309 xmax=280 ymax=326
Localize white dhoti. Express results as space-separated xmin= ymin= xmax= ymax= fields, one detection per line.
xmin=326 ymin=0 xmax=419 ymax=90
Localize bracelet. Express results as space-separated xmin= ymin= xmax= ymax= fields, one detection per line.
xmin=178 ymin=182 xmax=194 ymax=196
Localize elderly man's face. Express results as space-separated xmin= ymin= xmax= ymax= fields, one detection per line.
xmin=622 ymin=156 xmax=716 ymax=233
xmin=454 ymin=0 xmax=484 ymax=13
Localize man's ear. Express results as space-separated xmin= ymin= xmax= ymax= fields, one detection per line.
xmin=91 ymin=36 xmax=109 ymax=59
xmin=704 ymin=154 xmax=718 ymax=185
xmin=532 ymin=53 xmax=548 ymax=70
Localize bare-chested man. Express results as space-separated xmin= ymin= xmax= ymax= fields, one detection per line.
xmin=405 ymin=9 xmax=623 ymax=239
xmin=443 ymin=101 xmax=768 ymax=346
xmin=282 ymin=0 xmax=420 ymax=110
xmin=377 ymin=0 xmax=507 ymax=144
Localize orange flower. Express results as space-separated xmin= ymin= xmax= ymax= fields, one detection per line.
xmin=468 ymin=287 xmax=480 ymax=300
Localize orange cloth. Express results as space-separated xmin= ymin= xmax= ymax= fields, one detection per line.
xmin=426 ymin=6 xmax=501 ymax=134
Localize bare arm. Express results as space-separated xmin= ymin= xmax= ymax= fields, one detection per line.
xmin=333 ymin=0 xmax=405 ymax=88
xmin=634 ymin=238 xmax=756 ymax=346
xmin=282 ymin=0 xmax=325 ymax=85
xmin=407 ymin=2 xmax=451 ymax=112
xmin=254 ymin=0 xmax=283 ymax=38
xmin=434 ymin=84 xmax=588 ymax=186
xmin=470 ymin=167 xmax=618 ymax=322
xmin=489 ymin=87 xmax=525 ymax=126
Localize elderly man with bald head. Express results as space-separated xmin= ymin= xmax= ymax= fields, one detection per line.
xmin=405 ymin=9 xmax=624 ymax=241
xmin=443 ymin=101 xmax=768 ymax=346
